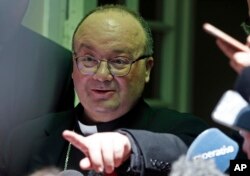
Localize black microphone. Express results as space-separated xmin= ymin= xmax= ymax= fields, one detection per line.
xmin=57 ymin=170 xmax=83 ymax=176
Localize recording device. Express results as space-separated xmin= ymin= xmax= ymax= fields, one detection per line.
xmin=57 ymin=170 xmax=83 ymax=176
xmin=212 ymin=90 xmax=250 ymax=131
xmin=203 ymin=22 xmax=250 ymax=52
xmin=170 ymin=155 xmax=226 ymax=176
xmin=186 ymin=128 xmax=239 ymax=173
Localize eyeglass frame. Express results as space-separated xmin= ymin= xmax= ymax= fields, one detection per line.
xmin=72 ymin=53 xmax=152 ymax=77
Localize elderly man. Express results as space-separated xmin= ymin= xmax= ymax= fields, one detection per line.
xmin=0 ymin=4 xmax=208 ymax=176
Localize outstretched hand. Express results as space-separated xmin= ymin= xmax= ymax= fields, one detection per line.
xmin=62 ymin=130 xmax=132 ymax=174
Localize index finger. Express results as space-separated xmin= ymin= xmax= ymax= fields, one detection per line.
xmin=62 ymin=130 xmax=88 ymax=153
xmin=216 ymin=39 xmax=238 ymax=59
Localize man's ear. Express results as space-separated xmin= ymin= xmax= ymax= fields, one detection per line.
xmin=145 ymin=57 xmax=154 ymax=83
xmin=71 ymin=58 xmax=75 ymax=79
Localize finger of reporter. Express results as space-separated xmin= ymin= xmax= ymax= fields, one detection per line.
xmin=62 ymin=130 xmax=88 ymax=153
xmin=229 ymin=60 xmax=241 ymax=74
xmin=216 ymin=39 xmax=235 ymax=59
xmin=233 ymin=52 xmax=250 ymax=73
xmin=101 ymin=138 xmax=115 ymax=174
xmin=234 ymin=52 xmax=250 ymax=64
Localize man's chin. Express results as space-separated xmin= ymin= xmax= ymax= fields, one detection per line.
xmin=88 ymin=98 xmax=117 ymax=109
xmin=94 ymin=104 xmax=119 ymax=113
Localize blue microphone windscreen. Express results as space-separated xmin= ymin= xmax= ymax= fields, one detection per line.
xmin=186 ymin=128 xmax=239 ymax=172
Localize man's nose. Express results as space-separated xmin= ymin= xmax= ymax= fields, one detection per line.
xmin=93 ymin=61 xmax=113 ymax=81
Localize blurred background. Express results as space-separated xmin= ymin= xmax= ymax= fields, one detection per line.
xmin=22 ymin=0 xmax=247 ymax=128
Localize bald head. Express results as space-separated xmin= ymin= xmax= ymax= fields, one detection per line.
xmin=72 ymin=5 xmax=153 ymax=56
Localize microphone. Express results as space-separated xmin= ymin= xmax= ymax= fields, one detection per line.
xmin=170 ymin=155 xmax=226 ymax=176
xmin=186 ymin=128 xmax=239 ymax=173
xmin=211 ymin=66 xmax=250 ymax=131
xmin=57 ymin=170 xmax=83 ymax=176
xmin=212 ymin=90 xmax=250 ymax=131
xmin=57 ymin=170 xmax=104 ymax=176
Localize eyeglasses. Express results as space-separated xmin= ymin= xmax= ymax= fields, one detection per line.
xmin=73 ymin=54 xmax=151 ymax=77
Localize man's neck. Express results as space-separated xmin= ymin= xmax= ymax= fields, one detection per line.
xmin=83 ymin=110 xmax=123 ymax=124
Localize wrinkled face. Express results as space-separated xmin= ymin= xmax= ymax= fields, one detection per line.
xmin=72 ymin=11 xmax=153 ymax=122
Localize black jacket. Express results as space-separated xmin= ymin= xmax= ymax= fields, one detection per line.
xmin=0 ymin=99 xmax=208 ymax=176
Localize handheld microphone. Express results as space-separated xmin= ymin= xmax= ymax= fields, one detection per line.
xmin=212 ymin=90 xmax=250 ymax=131
xmin=211 ymin=67 xmax=250 ymax=132
xmin=186 ymin=128 xmax=239 ymax=173
xmin=57 ymin=170 xmax=104 ymax=176
xmin=170 ymin=155 xmax=226 ymax=176
xmin=57 ymin=170 xmax=83 ymax=176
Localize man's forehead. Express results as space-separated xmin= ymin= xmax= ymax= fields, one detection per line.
xmin=83 ymin=10 xmax=137 ymax=26
xmin=73 ymin=9 xmax=146 ymax=55
xmin=75 ymin=10 xmax=143 ymax=38
xmin=76 ymin=11 xmax=144 ymax=40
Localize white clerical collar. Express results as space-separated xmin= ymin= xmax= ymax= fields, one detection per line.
xmin=77 ymin=120 xmax=98 ymax=135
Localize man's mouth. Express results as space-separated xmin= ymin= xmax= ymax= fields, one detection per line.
xmin=92 ymin=88 xmax=114 ymax=92
xmin=91 ymin=89 xmax=116 ymax=98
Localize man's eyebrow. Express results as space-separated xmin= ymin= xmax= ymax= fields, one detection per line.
xmin=74 ymin=43 xmax=95 ymax=55
xmin=112 ymin=49 xmax=129 ymax=54
xmin=77 ymin=43 xmax=133 ymax=56
xmin=79 ymin=43 xmax=93 ymax=50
